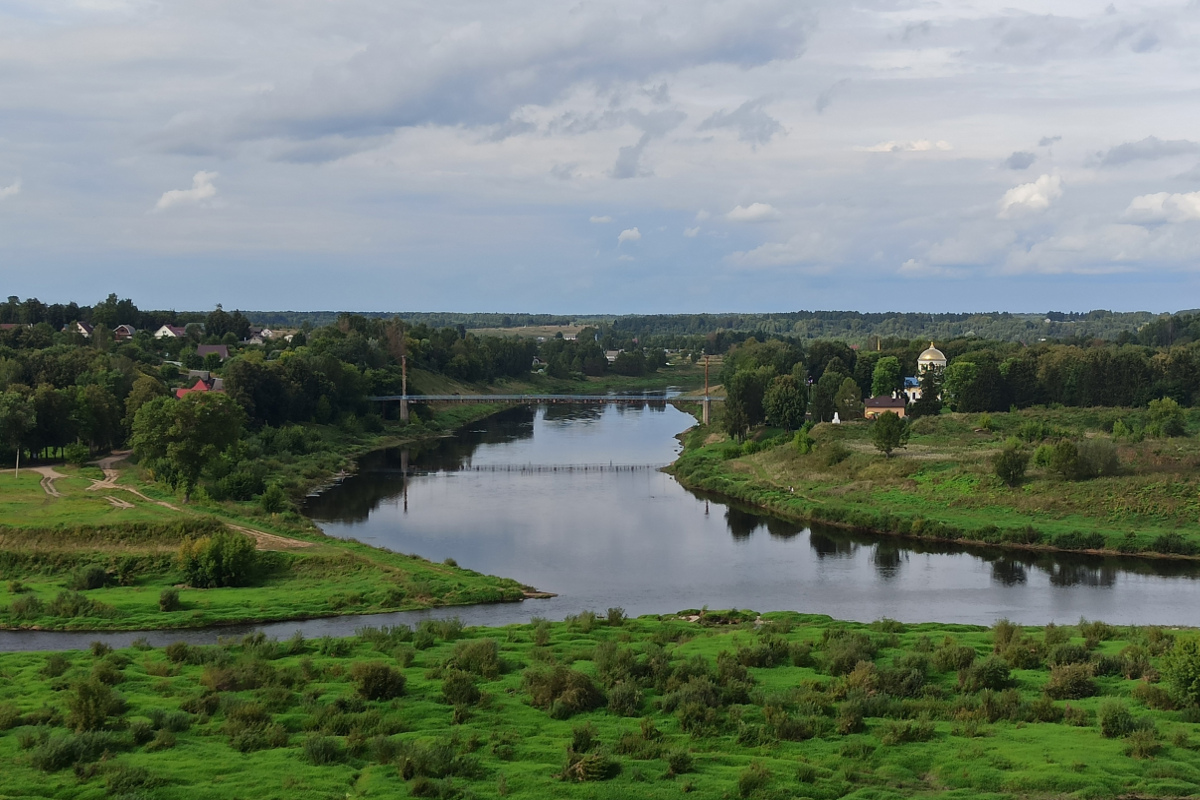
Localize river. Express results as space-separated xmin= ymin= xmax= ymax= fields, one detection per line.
xmin=3 ymin=401 xmax=1199 ymax=652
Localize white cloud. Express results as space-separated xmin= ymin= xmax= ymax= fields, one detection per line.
xmin=857 ymin=140 xmax=952 ymax=153
xmin=155 ymin=171 xmax=218 ymax=211
xmin=727 ymin=231 xmax=832 ymax=268
xmin=897 ymin=259 xmax=967 ymax=279
xmin=998 ymin=174 xmax=1062 ymax=218
xmin=589 ymin=215 xmax=612 ymax=223
xmin=617 ymin=227 xmax=641 ymax=244
xmin=726 ymin=203 xmax=781 ymax=223
xmin=0 ymin=180 xmax=20 ymax=200
xmin=695 ymin=210 xmax=711 ymax=222
xmin=618 ymin=254 xmax=635 ymax=261
xmin=1123 ymin=191 xmax=1200 ymax=224
xmin=684 ymin=226 xmax=700 ymax=237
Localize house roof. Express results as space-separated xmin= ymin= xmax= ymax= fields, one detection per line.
xmin=864 ymin=396 xmax=907 ymax=408
xmin=196 ymin=344 xmax=229 ymax=359
xmin=175 ymin=379 xmax=211 ymax=399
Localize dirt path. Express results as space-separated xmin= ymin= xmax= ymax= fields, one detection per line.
xmin=226 ymin=524 xmax=315 ymax=552
xmin=84 ymin=451 xmax=181 ymax=510
xmin=29 ymin=466 xmax=66 ymax=497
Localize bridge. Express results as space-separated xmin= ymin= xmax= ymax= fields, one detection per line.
xmin=367 ymin=393 xmax=723 ymax=423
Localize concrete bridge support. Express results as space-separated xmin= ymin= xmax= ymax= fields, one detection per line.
xmin=702 ymin=398 xmax=711 ymax=425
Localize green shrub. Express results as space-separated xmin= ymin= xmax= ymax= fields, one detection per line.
xmin=961 ymin=657 xmax=1011 ymax=692
xmin=993 ymin=440 xmax=1030 ymax=487
xmin=1162 ymin=637 xmax=1200 ymax=707
xmin=1044 ymin=663 xmax=1097 ymax=700
xmin=158 ymin=588 xmax=181 ymax=612
xmin=1125 ymin=728 xmax=1162 ymax=759
xmin=737 ymin=761 xmax=771 ymax=798
xmin=606 ymin=681 xmax=643 ymax=717
xmin=523 ymin=666 xmax=605 ymax=719
xmin=177 ymin=530 xmax=258 ymax=588
xmin=259 ymin=484 xmax=288 ymax=514
xmin=9 ymin=594 xmax=45 ymax=620
xmin=1097 ymin=700 xmax=1136 ymax=738
xmin=879 ymin=718 xmax=936 ymax=745
xmin=442 ymin=670 xmax=482 ymax=707
xmin=302 ymin=734 xmax=346 ymax=765
xmin=664 ymin=749 xmax=693 ymax=776
xmin=445 ymin=638 xmax=502 ymax=678
xmin=349 ymin=661 xmax=406 ymax=701
xmin=933 ymin=645 xmax=976 ymax=673
xmin=1048 ymin=643 xmax=1090 ymax=667
xmin=105 ymin=763 xmax=161 ymax=795
xmin=68 ymin=565 xmax=108 ymax=591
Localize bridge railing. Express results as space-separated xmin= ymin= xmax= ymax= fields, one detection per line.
xmin=366 ymin=394 xmax=722 ymax=402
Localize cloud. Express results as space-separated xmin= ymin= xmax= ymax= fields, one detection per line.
xmin=612 ymin=133 xmax=651 ymax=179
xmin=684 ymin=226 xmax=700 ymax=237
xmin=155 ymin=171 xmax=218 ymax=211
xmin=618 ymin=254 xmax=635 ymax=261
xmin=726 ymin=203 xmax=781 ymax=223
xmin=1097 ymin=136 xmax=1200 ymax=167
xmin=727 ymin=231 xmax=831 ymax=268
xmin=998 ymin=174 xmax=1062 ymax=218
xmin=897 ymin=259 xmax=966 ymax=279
xmin=617 ymin=227 xmax=641 ymax=244
xmin=857 ymin=140 xmax=951 ymax=153
xmin=1004 ymin=151 xmax=1036 ymax=170
xmin=1123 ymin=191 xmax=1200 ymax=224
xmin=0 ymin=180 xmax=20 ymax=200
xmin=589 ymin=215 xmax=613 ymax=223
xmin=698 ymin=98 xmax=784 ymax=145
xmin=1038 ymin=135 xmax=1062 ymax=147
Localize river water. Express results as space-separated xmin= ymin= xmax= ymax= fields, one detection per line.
xmin=4 ymin=402 xmax=1199 ymax=652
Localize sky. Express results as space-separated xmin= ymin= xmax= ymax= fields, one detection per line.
xmin=3 ymin=1 xmax=1200 ymax=314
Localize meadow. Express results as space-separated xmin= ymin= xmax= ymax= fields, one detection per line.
xmin=1 ymin=611 xmax=1198 ymax=799
xmin=671 ymin=405 xmax=1200 ymax=559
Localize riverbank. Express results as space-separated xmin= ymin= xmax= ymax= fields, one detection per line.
xmin=1 ymin=610 xmax=1196 ymax=799
xmin=669 ymin=406 xmax=1200 ymax=561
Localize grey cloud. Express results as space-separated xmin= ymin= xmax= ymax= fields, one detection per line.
xmin=643 ymin=83 xmax=671 ymax=105
xmin=550 ymin=162 xmax=580 ymax=181
xmin=698 ymin=99 xmax=784 ymax=146
xmin=902 ymin=21 xmax=932 ymax=41
xmin=1098 ymin=136 xmax=1200 ymax=167
xmin=612 ymin=134 xmax=652 ymax=179
xmin=815 ymin=79 xmax=850 ymax=114
xmin=487 ymin=118 xmax=538 ymax=143
xmin=177 ymin=2 xmax=812 ymax=153
xmin=1038 ymin=135 xmax=1062 ymax=147
xmin=1004 ymin=151 xmax=1036 ymax=170
xmin=267 ymin=134 xmax=390 ymax=163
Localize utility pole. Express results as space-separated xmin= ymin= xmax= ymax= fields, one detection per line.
xmin=400 ymin=353 xmax=410 ymax=422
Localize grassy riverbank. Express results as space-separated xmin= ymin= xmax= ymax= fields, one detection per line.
xmin=0 ymin=400 xmax=529 ymax=632
xmin=2 ymin=611 xmax=1199 ymax=799
xmin=670 ymin=405 xmax=1200 ymax=560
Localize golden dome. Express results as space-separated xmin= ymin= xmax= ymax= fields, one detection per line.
xmin=918 ymin=342 xmax=946 ymax=365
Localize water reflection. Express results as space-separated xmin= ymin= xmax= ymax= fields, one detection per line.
xmin=300 ymin=403 xmax=1200 ymax=628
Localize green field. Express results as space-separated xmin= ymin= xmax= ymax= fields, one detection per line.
xmin=1 ymin=612 xmax=1198 ymax=799
xmin=671 ymin=405 xmax=1200 ymax=559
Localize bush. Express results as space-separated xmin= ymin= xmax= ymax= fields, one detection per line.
xmin=1044 ymin=663 xmax=1097 ymax=700
xmin=879 ymin=718 xmax=936 ymax=745
xmin=442 ymin=670 xmax=481 ymax=707
xmin=445 ymin=638 xmax=502 ymax=678
xmin=302 ymin=734 xmax=346 ymax=765
xmin=159 ymin=588 xmax=181 ymax=612
xmin=523 ymin=666 xmax=605 ymax=719
xmin=105 ymin=764 xmax=161 ymax=795
xmin=1162 ymin=637 xmax=1200 ymax=707
xmin=665 ymin=749 xmax=693 ymax=776
xmin=993 ymin=440 xmax=1030 ymax=487
xmin=933 ymin=645 xmax=976 ymax=673
xmin=961 ymin=657 xmax=1011 ymax=692
xmin=9 ymin=594 xmax=45 ymax=620
xmin=68 ymin=566 xmax=109 ymax=591
xmin=350 ymin=661 xmax=406 ymax=701
xmin=177 ymin=530 xmax=258 ymax=588
xmin=30 ymin=731 xmax=126 ymax=772
xmin=66 ymin=678 xmax=123 ymax=732
xmin=737 ymin=762 xmax=771 ymax=798
xmin=606 ymin=681 xmax=643 ymax=717
xmin=259 ymin=484 xmax=288 ymax=514
xmin=1048 ymin=643 xmax=1090 ymax=667
xmin=1097 ymin=700 xmax=1136 ymax=738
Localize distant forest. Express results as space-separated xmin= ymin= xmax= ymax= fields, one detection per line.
xmin=238 ymin=309 xmax=1166 ymax=345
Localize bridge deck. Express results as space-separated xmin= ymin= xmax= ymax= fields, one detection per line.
xmin=367 ymin=394 xmax=721 ymax=402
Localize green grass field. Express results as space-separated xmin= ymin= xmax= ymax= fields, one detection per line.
xmin=671 ymin=406 xmax=1200 ymax=559
xmin=1 ymin=612 xmax=1198 ymax=799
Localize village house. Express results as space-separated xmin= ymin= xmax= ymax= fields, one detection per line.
xmin=113 ymin=324 xmax=136 ymax=342
xmin=864 ymin=395 xmax=908 ymax=419
xmin=196 ymin=344 xmax=230 ymax=362
xmin=175 ymin=375 xmax=225 ymax=399
xmin=64 ymin=321 xmax=94 ymax=338
xmin=154 ymin=324 xmax=187 ymax=339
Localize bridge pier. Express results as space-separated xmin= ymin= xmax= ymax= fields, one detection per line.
xmin=399 ymin=397 xmax=409 ymax=422
xmin=702 ymin=397 xmax=711 ymax=425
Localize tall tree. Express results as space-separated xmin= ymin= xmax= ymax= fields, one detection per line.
xmin=0 ymin=390 xmax=35 ymax=474
xmin=764 ymin=374 xmax=808 ymax=431
xmin=871 ymin=356 xmax=903 ymax=397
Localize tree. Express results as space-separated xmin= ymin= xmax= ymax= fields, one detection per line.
xmin=834 ymin=377 xmax=863 ymax=420
xmin=871 ymin=356 xmax=903 ymax=397
xmin=811 ymin=372 xmax=843 ymax=423
xmin=909 ymin=369 xmax=943 ymax=418
xmin=1163 ymin=637 xmax=1200 ymax=708
xmin=132 ymin=393 xmax=243 ymax=501
xmin=0 ymin=390 xmax=35 ymax=474
xmin=763 ymin=375 xmax=807 ymax=431
xmin=123 ymin=374 xmax=170 ymax=432
xmin=1148 ymin=396 xmax=1187 ymax=437
xmin=993 ymin=439 xmax=1030 ymax=487
xmin=870 ymin=411 xmax=909 ymax=457
xmin=725 ymin=366 xmax=776 ymax=432
xmin=177 ymin=530 xmax=258 ymax=587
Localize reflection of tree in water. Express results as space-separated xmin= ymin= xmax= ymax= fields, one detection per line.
xmin=1046 ymin=562 xmax=1119 ymax=588
xmin=991 ymin=559 xmax=1028 ymax=586
xmin=872 ymin=544 xmax=904 ymax=579
xmin=765 ymin=517 xmax=803 ymax=541
xmin=305 ymin=407 xmax=537 ymax=522
xmin=725 ymin=506 xmax=765 ymax=540
xmin=808 ymin=531 xmax=859 ymax=559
